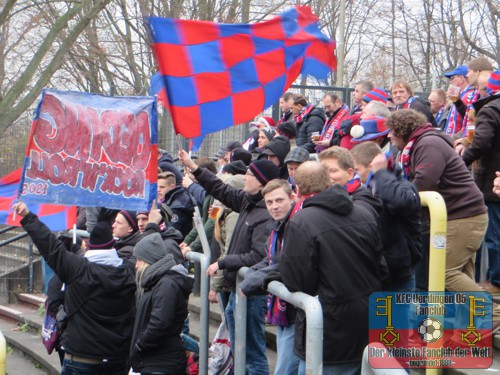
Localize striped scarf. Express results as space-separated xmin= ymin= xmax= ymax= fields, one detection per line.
xmin=394 ymin=96 xmax=416 ymax=111
xmin=461 ymin=87 xmax=480 ymax=137
xmin=294 ymin=104 xmax=313 ymax=124
xmin=445 ymin=86 xmax=474 ymax=136
xmin=397 ymin=125 xmax=434 ymax=179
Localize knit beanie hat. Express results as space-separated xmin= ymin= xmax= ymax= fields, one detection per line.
xmin=487 ymin=71 xmax=500 ymax=95
xmin=230 ymin=147 xmax=252 ymax=166
xmin=277 ymin=120 xmax=297 ymax=139
xmin=259 ymin=116 xmax=276 ymax=128
xmin=351 ymin=116 xmax=389 ymax=143
xmin=363 ymin=87 xmax=388 ymax=104
xmin=119 ymin=210 xmax=139 ymax=233
xmin=261 ymin=128 xmax=276 ymax=142
xmin=248 ymin=122 xmax=259 ymax=135
xmin=262 ymin=138 xmax=291 ymax=166
xmin=223 ymin=141 xmax=243 ymax=152
xmin=133 ymin=233 xmax=167 ymax=265
xmin=88 ymin=222 xmax=115 ymax=250
xmin=248 ymin=159 xmax=280 ymax=186
xmin=223 ymin=160 xmax=247 ymax=175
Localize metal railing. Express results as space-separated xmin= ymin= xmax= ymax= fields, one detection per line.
xmin=0 ymin=331 xmax=5 ymax=375
xmin=0 ymin=226 xmax=35 ymax=294
xmin=233 ymin=268 xmax=324 ymax=375
xmin=420 ymin=192 xmax=447 ymax=375
xmin=184 ymin=206 xmax=211 ymax=375
xmin=189 ymin=191 xmax=448 ymax=375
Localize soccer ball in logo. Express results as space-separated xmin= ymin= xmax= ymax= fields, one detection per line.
xmin=417 ymin=318 xmax=443 ymax=343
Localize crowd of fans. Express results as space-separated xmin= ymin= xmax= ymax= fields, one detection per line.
xmin=11 ymin=55 xmax=500 ymax=375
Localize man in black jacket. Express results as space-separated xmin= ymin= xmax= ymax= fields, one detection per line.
xmin=158 ymin=171 xmax=195 ymax=238
xmin=351 ymin=141 xmax=422 ymax=291
xmin=239 ymin=179 xmax=299 ymax=375
xmin=288 ymin=94 xmax=326 ymax=153
xmin=280 ymin=161 xmax=386 ymax=374
xmin=461 ymin=73 xmax=500 ymax=294
xmin=113 ymin=210 xmax=141 ymax=262
xmin=178 ymin=150 xmax=280 ymax=375
xmin=13 ymin=203 xmax=136 ymax=375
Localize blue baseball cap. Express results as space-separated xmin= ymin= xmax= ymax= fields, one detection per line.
xmin=444 ymin=65 xmax=468 ymax=78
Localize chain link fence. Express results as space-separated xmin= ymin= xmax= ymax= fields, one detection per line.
xmin=164 ymin=85 xmax=355 ymax=162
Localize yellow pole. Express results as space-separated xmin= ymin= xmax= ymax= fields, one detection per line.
xmin=0 ymin=332 xmax=6 ymax=375
xmin=419 ymin=191 xmax=447 ymax=375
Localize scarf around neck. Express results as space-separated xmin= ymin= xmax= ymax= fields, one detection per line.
xmin=294 ymin=104 xmax=313 ymax=124
xmin=397 ymin=124 xmax=434 ymax=179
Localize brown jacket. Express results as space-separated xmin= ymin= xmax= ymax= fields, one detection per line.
xmin=408 ymin=126 xmax=486 ymax=220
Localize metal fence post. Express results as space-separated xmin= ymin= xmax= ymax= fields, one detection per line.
xmin=0 ymin=332 xmax=5 ymax=375
xmin=186 ymin=206 xmax=212 ymax=375
xmin=234 ymin=268 xmax=248 ymax=375
xmin=419 ymin=192 xmax=447 ymax=292
xmin=28 ymin=239 xmax=34 ymax=293
xmin=420 ymin=191 xmax=447 ymax=375
xmin=186 ymin=251 xmax=210 ymax=375
xmin=267 ymin=281 xmax=323 ymax=375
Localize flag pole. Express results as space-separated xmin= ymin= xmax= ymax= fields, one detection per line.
xmin=175 ymin=134 xmax=184 ymax=152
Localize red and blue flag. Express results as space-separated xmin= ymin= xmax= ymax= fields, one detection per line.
xmin=0 ymin=168 xmax=77 ymax=230
xmin=148 ymin=6 xmax=336 ymax=139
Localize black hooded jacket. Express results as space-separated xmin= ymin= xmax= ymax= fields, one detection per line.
xmin=295 ymin=105 xmax=326 ymax=153
xmin=463 ymin=94 xmax=500 ymax=202
xmin=130 ymin=258 xmax=193 ymax=374
xmin=280 ymin=185 xmax=386 ymax=365
xmin=239 ymin=204 xmax=298 ymax=326
xmin=351 ymin=184 xmax=382 ymax=220
xmin=114 ymin=230 xmax=142 ymax=262
xmin=21 ymin=212 xmax=136 ymax=361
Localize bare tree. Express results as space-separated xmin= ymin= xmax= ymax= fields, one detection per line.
xmin=0 ymin=0 xmax=112 ymax=138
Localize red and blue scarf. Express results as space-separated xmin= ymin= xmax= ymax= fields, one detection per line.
xmin=445 ymin=86 xmax=475 ymax=136
xmin=294 ymin=104 xmax=313 ymax=124
xmin=397 ymin=125 xmax=434 ymax=179
xmin=344 ymin=175 xmax=361 ymax=194
xmin=394 ymin=96 xmax=416 ymax=111
xmin=316 ymin=104 xmax=350 ymax=153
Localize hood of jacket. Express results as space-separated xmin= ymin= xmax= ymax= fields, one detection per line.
xmin=409 ymin=124 xmax=453 ymax=147
xmin=114 ymin=230 xmax=141 ymax=250
xmin=164 ymin=186 xmax=195 ymax=209
xmin=160 ymin=225 xmax=184 ymax=243
xmin=351 ymin=185 xmax=382 ymax=214
xmin=302 ymin=184 xmax=353 ymax=215
xmin=141 ymin=255 xmax=194 ymax=295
